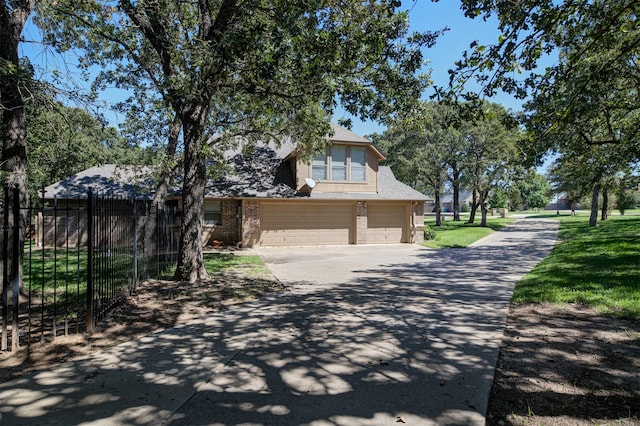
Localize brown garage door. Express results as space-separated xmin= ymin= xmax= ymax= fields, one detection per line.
xmin=367 ymin=203 xmax=408 ymax=243
xmin=260 ymin=203 xmax=354 ymax=246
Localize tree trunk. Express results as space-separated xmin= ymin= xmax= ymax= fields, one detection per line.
xmin=0 ymin=1 xmax=34 ymax=298
xmin=452 ymin=166 xmax=461 ymax=221
xmin=467 ymin=190 xmax=478 ymax=224
xmin=174 ymin=106 xmax=210 ymax=282
xmin=480 ymin=190 xmax=488 ymax=227
xmin=601 ymin=187 xmax=608 ymax=221
xmin=434 ymin=190 xmax=442 ymax=227
xmin=589 ymin=183 xmax=600 ymax=227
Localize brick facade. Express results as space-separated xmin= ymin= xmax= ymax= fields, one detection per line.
xmin=202 ymin=200 xmax=241 ymax=246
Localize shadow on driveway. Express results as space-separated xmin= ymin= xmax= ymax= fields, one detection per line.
xmin=0 ymin=219 xmax=559 ymax=426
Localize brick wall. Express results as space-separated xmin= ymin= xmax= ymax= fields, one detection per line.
xmin=202 ymin=200 xmax=240 ymax=246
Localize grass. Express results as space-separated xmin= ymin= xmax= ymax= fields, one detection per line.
xmin=512 ymin=214 xmax=640 ymax=320
xmin=422 ymin=216 xmax=515 ymax=248
xmin=203 ymin=252 xmax=271 ymax=277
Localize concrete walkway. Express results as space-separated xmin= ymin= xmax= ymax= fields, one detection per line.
xmin=0 ymin=219 xmax=559 ymax=426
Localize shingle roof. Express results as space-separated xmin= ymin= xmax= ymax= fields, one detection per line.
xmin=43 ymin=124 xmax=427 ymax=202
xmin=42 ymin=165 xmax=157 ymax=199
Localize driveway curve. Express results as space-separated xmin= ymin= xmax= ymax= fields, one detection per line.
xmin=0 ymin=219 xmax=558 ymax=426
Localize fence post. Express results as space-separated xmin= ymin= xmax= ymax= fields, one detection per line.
xmin=11 ymin=185 xmax=20 ymax=351
xmin=86 ymin=187 xmax=94 ymax=334
xmin=1 ymin=186 xmax=8 ymax=351
xmin=132 ymin=200 xmax=138 ymax=291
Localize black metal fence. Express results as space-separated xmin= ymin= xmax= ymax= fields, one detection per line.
xmin=1 ymin=186 xmax=181 ymax=352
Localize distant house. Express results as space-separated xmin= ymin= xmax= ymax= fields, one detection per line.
xmin=425 ymin=190 xmax=474 ymax=213
xmin=43 ymin=123 xmax=428 ymax=248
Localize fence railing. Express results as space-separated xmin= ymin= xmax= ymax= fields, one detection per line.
xmin=1 ymin=185 xmax=181 ymax=352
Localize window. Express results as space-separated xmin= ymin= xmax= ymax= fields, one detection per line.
xmin=204 ymin=200 xmax=222 ymax=225
xmin=312 ymin=150 xmax=327 ymax=180
xmin=331 ymin=145 xmax=347 ymax=181
xmin=350 ymin=146 xmax=366 ymax=181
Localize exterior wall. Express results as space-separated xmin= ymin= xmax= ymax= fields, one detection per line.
xmin=241 ymin=199 xmax=260 ymax=248
xmin=294 ymin=144 xmax=379 ymax=193
xmin=202 ymin=199 xmax=241 ymax=246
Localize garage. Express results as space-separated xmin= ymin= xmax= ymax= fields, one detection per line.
xmin=260 ymin=202 xmax=355 ymax=246
xmin=367 ymin=203 xmax=408 ymax=243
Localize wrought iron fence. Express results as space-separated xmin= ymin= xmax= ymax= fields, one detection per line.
xmin=1 ymin=185 xmax=181 ymax=352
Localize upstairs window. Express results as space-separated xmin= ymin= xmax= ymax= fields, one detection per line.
xmin=312 ymin=149 xmax=327 ymax=180
xmin=350 ymin=146 xmax=366 ymax=181
xmin=331 ymin=145 xmax=347 ymax=181
xmin=204 ymin=200 xmax=222 ymax=225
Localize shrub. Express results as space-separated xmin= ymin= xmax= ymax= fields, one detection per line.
xmin=460 ymin=203 xmax=471 ymax=212
xmin=424 ymin=224 xmax=437 ymax=240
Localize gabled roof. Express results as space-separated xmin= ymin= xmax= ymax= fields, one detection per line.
xmin=304 ymin=166 xmax=428 ymax=201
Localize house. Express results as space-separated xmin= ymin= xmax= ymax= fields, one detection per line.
xmin=425 ymin=190 xmax=474 ymax=213
xmin=43 ymin=123 xmax=428 ymax=248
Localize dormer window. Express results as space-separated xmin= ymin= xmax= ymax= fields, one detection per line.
xmin=311 ymin=145 xmax=367 ymax=182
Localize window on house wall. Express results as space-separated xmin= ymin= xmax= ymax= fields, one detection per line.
xmin=331 ymin=145 xmax=347 ymax=181
xmin=204 ymin=200 xmax=222 ymax=225
xmin=312 ymin=149 xmax=327 ymax=180
xmin=350 ymin=146 xmax=366 ymax=181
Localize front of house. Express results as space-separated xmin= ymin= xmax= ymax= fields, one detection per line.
xmin=43 ymin=124 xmax=427 ymax=248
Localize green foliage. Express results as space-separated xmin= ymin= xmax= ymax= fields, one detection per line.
xmin=512 ymin=170 xmax=552 ymax=210
xmin=488 ymin=188 xmax=508 ymax=209
xmin=513 ymin=215 xmax=640 ymax=320
xmin=27 ymin=99 xmax=152 ymax=199
xmin=423 ymin=224 xmax=437 ymax=241
xmin=615 ymin=189 xmax=639 ymax=215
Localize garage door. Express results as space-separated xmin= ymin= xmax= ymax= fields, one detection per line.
xmin=367 ymin=203 xmax=408 ymax=243
xmin=260 ymin=203 xmax=354 ymax=246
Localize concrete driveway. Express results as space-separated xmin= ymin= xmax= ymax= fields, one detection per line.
xmin=0 ymin=219 xmax=558 ymax=426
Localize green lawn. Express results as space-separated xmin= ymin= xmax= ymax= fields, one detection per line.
xmin=423 ymin=216 xmax=514 ymax=248
xmin=512 ymin=214 xmax=640 ymax=319
xmin=203 ymin=252 xmax=271 ymax=277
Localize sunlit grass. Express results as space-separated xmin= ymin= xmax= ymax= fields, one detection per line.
xmin=423 ymin=216 xmax=514 ymax=248
xmin=512 ymin=215 xmax=640 ymax=319
xmin=204 ymin=252 xmax=271 ymax=277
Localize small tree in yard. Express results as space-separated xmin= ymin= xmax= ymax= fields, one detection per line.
xmin=615 ymin=188 xmax=639 ymax=216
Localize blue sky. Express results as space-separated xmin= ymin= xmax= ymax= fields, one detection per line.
xmin=340 ymin=0 xmax=530 ymax=137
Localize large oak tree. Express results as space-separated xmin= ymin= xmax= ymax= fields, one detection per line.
xmin=38 ymin=0 xmax=437 ymax=281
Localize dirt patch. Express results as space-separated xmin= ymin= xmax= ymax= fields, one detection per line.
xmin=0 ymin=266 xmax=284 ymax=384
xmin=487 ymin=303 xmax=640 ymax=426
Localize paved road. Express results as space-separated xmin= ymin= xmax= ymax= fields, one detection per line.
xmin=0 ymin=219 xmax=558 ymax=426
